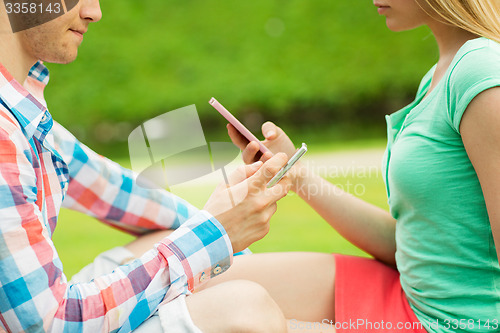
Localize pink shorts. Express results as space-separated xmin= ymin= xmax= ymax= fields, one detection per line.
xmin=334 ymin=254 xmax=427 ymax=333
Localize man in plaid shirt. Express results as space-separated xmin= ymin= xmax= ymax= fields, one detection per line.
xmin=0 ymin=1 xmax=291 ymax=332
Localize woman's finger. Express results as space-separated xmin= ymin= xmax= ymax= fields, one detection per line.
xmin=241 ymin=141 xmax=262 ymax=164
xmin=227 ymin=124 xmax=250 ymax=150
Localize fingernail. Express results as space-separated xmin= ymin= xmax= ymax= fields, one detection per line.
xmin=266 ymin=131 xmax=275 ymax=138
xmin=251 ymin=161 xmax=263 ymax=167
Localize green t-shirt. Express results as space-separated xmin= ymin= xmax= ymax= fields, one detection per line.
xmin=383 ymin=37 xmax=500 ymax=333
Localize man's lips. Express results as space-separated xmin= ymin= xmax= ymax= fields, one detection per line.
xmin=69 ymin=28 xmax=87 ymax=39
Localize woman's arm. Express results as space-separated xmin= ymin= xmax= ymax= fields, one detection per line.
xmin=460 ymin=86 xmax=500 ymax=264
xmin=228 ymin=123 xmax=397 ymax=266
xmin=295 ymin=167 xmax=397 ymax=266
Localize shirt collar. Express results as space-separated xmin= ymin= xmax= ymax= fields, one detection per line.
xmin=0 ymin=60 xmax=51 ymax=140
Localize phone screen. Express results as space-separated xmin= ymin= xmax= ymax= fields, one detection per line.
xmin=267 ymin=143 xmax=307 ymax=188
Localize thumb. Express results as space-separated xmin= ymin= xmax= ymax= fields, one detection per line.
xmin=262 ymin=121 xmax=280 ymax=140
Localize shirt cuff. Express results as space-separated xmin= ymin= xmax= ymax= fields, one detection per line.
xmin=156 ymin=210 xmax=233 ymax=293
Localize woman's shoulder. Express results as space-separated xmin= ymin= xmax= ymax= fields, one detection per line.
xmin=449 ymin=37 xmax=500 ymax=82
xmin=444 ymin=38 xmax=500 ymax=131
xmin=458 ymin=37 xmax=500 ymax=59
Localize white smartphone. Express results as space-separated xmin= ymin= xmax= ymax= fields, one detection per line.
xmin=209 ymin=98 xmax=271 ymax=155
xmin=267 ymin=143 xmax=307 ymax=188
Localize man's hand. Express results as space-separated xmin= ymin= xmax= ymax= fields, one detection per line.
xmin=227 ymin=121 xmax=305 ymax=193
xmin=203 ymin=154 xmax=291 ymax=253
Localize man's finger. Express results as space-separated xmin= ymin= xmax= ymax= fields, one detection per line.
xmin=265 ymin=176 xmax=292 ymax=202
xmin=249 ymin=153 xmax=288 ymax=188
xmin=226 ymin=161 xmax=263 ymax=187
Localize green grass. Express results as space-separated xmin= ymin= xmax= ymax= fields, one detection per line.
xmin=301 ymin=137 xmax=388 ymax=155
xmin=53 ymin=144 xmax=388 ymax=278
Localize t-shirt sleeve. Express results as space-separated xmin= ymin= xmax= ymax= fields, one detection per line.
xmin=446 ymin=41 xmax=500 ymax=133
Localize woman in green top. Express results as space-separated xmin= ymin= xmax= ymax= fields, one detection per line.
xmin=193 ymin=0 xmax=500 ymax=332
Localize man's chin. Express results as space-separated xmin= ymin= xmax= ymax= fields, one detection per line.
xmin=42 ymin=51 xmax=79 ymax=65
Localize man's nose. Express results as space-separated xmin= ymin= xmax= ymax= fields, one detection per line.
xmin=79 ymin=0 xmax=102 ymax=23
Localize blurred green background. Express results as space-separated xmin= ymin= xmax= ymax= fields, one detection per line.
xmin=45 ymin=0 xmax=438 ymax=155
xmin=47 ymin=0 xmax=440 ymax=277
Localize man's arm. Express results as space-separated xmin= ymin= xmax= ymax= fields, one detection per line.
xmin=52 ymin=122 xmax=200 ymax=235
xmin=460 ymin=86 xmax=500 ymax=265
xmin=0 ymin=124 xmax=233 ymax=332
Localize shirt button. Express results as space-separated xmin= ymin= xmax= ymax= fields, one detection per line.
xmin=213 ymin=265 xmax=222 ymax=275
xmin=199 ymin=272 xmax=207 ymax=283
xmin=62 ymin=183 xmax=68 ymax=191
xmin=41 ymin=113 xmax=48 ymax=122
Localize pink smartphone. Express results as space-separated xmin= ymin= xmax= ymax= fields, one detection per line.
xmin=209 ymin=98 xmax=271 ymax=154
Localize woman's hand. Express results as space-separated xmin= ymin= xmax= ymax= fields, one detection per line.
xmin=203 ymin=153 xmax=291 ymax=253
xmin=227 ymin=122 xmax=296 ymax=162
xmin=227 ymin=121 xmax=305 ymax=192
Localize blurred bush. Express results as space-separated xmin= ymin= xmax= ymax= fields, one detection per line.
xmin=44 ymin=0 xmax=438 ymax=153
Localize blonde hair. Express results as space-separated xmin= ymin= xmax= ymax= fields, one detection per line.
xmin=422 ymin=0 xmax=500 ymax=43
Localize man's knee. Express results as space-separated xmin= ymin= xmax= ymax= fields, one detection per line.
xmin=187 ymin=280 xmax=286 ymax=333
xmin=224 ymin=280 xmax=286 ymax=333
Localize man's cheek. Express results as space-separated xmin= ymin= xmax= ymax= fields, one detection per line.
xmin=4 ymin=0 xmax=80 ymax=33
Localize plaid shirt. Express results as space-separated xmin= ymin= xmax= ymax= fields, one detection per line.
xmin=0 ymin=62 xmax=233 ymax=333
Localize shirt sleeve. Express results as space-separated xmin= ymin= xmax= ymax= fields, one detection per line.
xmin=51 ymin=122 xmax=200 ymax=235
xmin=0 ymin=125 xmax=233 ymax=333
xmin=446 ymin=41 xmax=500 ymax=133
